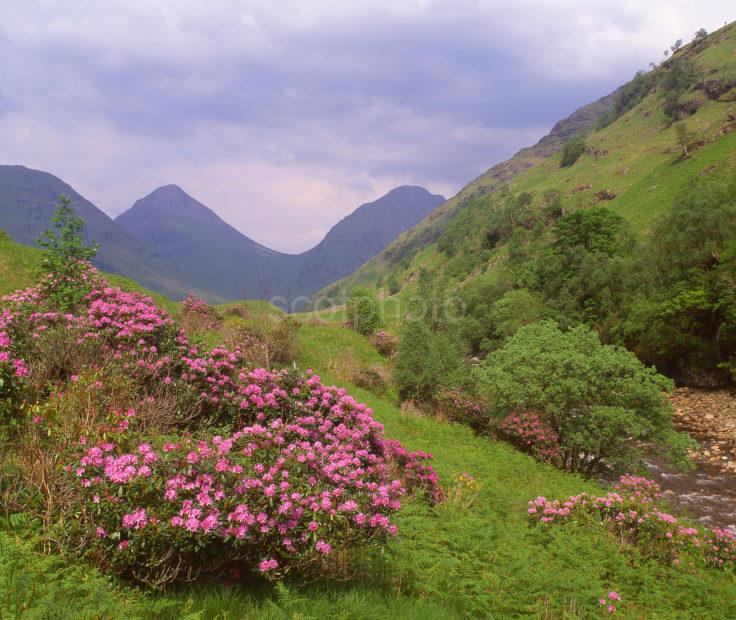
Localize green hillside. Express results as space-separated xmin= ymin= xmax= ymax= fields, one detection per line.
xmin=316 ymin=22 xmax=736 ymax=305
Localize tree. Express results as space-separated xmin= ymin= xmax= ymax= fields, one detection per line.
xmin=393 ymin=318 xmax=465 ymax=403
xmin=559 ymin=133 xmax=586 ymax=168
xmin=386 ymin=273 xmax=401 ymax=295
xmin=38 ymin=195 xmax=99 ymax=311
xmin=624 ymin=175 xmax=736 ymax=383
xmin=475 ymin=321 xmax=691 ymax=473
xmin=670 ymin=39 xmax=683 ymax=53
xmin=346 ymin=286 xmax=380 ymax=335
xmin=693 ymin=28 xmax=708 ymax=43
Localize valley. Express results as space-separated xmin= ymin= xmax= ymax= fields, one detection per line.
xmin=2 ymin=12 xmax=736 ymax=620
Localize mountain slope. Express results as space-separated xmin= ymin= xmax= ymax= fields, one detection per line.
xmin=292 ymin=186 xmax=445 ymax=298
xmin=0 ymin=166 xmax=211 ymax=300
xmin=115 ymin=184 xmax=444 ymax=304
xmin=115 ymin=185 xmax=293 ymax=301
xmin=313 ymin=21 xmax=736 ymax=306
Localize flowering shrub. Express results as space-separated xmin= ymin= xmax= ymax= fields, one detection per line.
xmin=0 ymin=308 xmax=29 ymax=419
xmin=371 ymin=331 xmax=398 ymax=357
xmin=436 ymin=389 xmax=487 ymax=431
xmin=528 ymin=475 xmax=736 ymax=570
xmin=72 ymin=370 xmax=433 ymax=585
xmin=181 ymin=294 xmax=221 ymax=333
xmin=0 ymin=263 xmax=443 ymax=585
xmin=499 ymin=411 xmax=562 ymax=465
xmin=476 ymin=321 xmax=691 ymax=473
xmin=380 ymin=439 xmax=444 ymax=504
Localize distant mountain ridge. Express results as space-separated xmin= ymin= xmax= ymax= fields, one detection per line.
xmin=0 ymin=166 xmax=210 ymax=299
xmin=114 ymin=184 xmax=444 ymax=304
xmin=0 ymin=165 xmax=444 ymax=303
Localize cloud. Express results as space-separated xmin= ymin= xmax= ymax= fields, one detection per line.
xmin=0 ymin=0 xmax=733 ymax=251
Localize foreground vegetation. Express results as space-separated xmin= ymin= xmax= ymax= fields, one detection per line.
xmin=1 ymin=259 xmax=734 ymax=617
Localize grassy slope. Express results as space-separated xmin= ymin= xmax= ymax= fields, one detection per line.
xmin=316 ymin=22 xmax=736 ymax=305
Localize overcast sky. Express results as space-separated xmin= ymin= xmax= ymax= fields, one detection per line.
xmin=0 ymin=1 xmax=733 ymax=252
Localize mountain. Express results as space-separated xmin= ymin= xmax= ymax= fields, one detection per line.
xmin=115 ymin=185 xmax=293 ymax=301
xmin=115 ymin=184 xmax=444 ymax=304
xmin=0 ymin=166 xmax=443 ymax=304
xmin=313 ymin=21 xmax=736 ymax=307
xmin=290 ymin=186 xmax=445 ymax=298
xmin=0 ymin=166 xmax=213 ymax=300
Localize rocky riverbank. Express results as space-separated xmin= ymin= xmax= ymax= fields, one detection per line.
xmin=641 ymin=388 xmax=736 ymax=534
xmin=671 ymin=388 xmax=736 ymax=473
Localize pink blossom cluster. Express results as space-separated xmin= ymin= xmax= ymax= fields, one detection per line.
xmin=438 ymin=389 xmax=487 ymax=432
xmin=528 ymin=475 xmax=735 ymax=569
xmin=380 ymin=438 xmax=444 ymax=504
xmin=181 ymin=293 xmax=221 ymax=332
xmin=500 ymin=411 xmax=562 ymax=464
xmin=0 ymin=308 xmax=28 ymax=379
xmin=599 ymin=591 xmax=621 ymax=614
xmin=73 ymin=369 xmax=434 ymax=580
xmin=370 ymin=330 xmax=398 ymax=357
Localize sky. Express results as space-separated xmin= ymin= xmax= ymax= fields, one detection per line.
xmin=0 ymin=1 xmax=733 ymax=252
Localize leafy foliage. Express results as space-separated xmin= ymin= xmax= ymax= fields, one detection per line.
xmin=475 ymin=321 xmax=691 ymax=473
xmin=346 ymin=286 xmax=380 ymax=335
xmin=661 ymin=57 xmax=700 ymax=120
xmin=597 ymin=70 xmax=654 ymax=129
xmin=560 ymin=133 xmax=587 ymax=168
xmin=37 ymin=195 xmax=99 ymax=311
xmin=622 ymin=176 xmax=736 ymax=383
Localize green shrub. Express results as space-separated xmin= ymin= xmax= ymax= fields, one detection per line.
xmin=560 ymin=134 xmax=586 ymax=168
xmin=346 ymin=286 xmax=380 ymax=335
xmin=393 ymin=319 xmax=465 ymax=403
xmin=386 ymin=274 xmax=401 ymax=295
xmin=475 ymin=321 xmax=691 ymax=473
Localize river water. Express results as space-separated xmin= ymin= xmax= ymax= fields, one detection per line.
xmin=645 ymin=455 xmax=736 ymax=535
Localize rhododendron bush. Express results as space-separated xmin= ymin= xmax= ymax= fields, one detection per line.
xmin=73 ymin=370 xmax=440 ymax=585
xmin=529 ymin=476 xmax=735 ymax=570
xmin=1 ymin=264 xmax=442 ymax=586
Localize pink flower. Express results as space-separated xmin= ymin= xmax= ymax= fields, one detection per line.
xmin=315 ymin=540 xmax=331 ymax=555
xmin=259 ymin=558 xmax=279 ymax=572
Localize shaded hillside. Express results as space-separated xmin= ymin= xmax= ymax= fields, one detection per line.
xmin=115 ymin=185 xmax=294 ymax=301
xmin=0 ymin=166 xmax=212 ymax=300
xmin=115 ymin=184 xmax=443 ymax=304
xmin=291 ymin=186 xmax=444 ymax=298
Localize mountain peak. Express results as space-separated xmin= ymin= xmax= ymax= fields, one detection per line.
xmin=119 ymin=184 xmax=221 ymax=224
